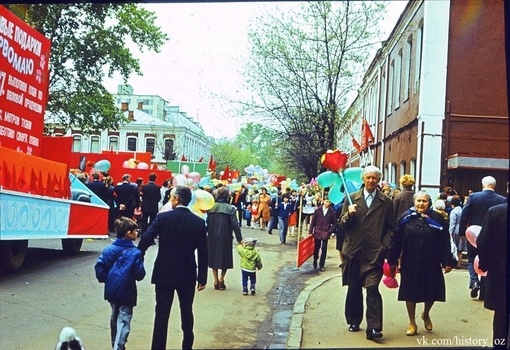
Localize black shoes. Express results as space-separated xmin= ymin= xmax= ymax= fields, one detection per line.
xmin=470 ymin=282 xmax=480 ymax=298
xmin=366 ymin=329 xmax=383 ymax=340
xmin=348 ymin=324 xmax=360 ymax=332
xmin=313 ymin=261 xmax=317 ymax=269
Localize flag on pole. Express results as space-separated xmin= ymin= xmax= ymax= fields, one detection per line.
xmin=352 ymin=137 xmax=362 ymax=152
xmin=180 ymin=154 xmax=187 ymax=161
xmin=361 ymin=119 xmax=374 ymax=150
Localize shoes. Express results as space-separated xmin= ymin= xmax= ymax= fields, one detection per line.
xmin=319 ymin=267 xmax=325 ymax=272
xmin=213 ymin=281 xmax=220 ymax=290
xmin=243 ymin=290 xmax=248 ymax=295
xmin=281 ymin=242 xmax=286 ymax=245
xmin=313 ymin=261 xmax=317 ymax=269
xmin=366 ymin=329 xmax=383 ymax=340
xmin=339 ymin=263 xmax=343 ymax=268
xmin=268 ymin=231 xmax=272 ymax=234
xmin=348 ymin=324 xmax=360 ymax=332
xmin=251 ymin=289 xmax=256 ymax=295
xmin=421 ymin=312 xmax=433 ymax=331
xmin=219 ymin=279 xmax=226 ymax=290
xmin=406 ymin=323 xmax=417 ymax=336
xmin=470 ymin=282 xmax=480 ymax=298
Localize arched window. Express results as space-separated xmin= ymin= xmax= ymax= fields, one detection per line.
xmin=90 ymin=135 xmax=100 ymax=153
xmin=72 ymin=135 xmax=81 ymax=152
xmin=108 ymin=136 xmax=119 ymax=151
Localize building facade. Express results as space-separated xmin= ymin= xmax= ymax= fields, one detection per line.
xmin=340 ymin=0 xmax=508 ymax=197
xmin=47 ymin=85 xmax=213 ymax=166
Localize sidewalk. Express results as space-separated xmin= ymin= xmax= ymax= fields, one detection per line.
xmin=293 ymin=240 xmax=494 ymax=348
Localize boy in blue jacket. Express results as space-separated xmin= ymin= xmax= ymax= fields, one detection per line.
xmin=95 ymin=217 xmax=145 ymax=350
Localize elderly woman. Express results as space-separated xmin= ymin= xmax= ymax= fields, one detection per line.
xmin=388 ymin=191 xmax=454 ymax=336
xmin=207 ymin=187 xmax=243 ymax=290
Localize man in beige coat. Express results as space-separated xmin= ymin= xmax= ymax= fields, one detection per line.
xmin=340 ymin=165 xmax=396 ymax=341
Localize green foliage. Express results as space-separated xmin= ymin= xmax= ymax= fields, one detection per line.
xmin=242 ymin=1 xmax=385 ymax=181
xmin=5 ymin=3 xmax=168 ymax=133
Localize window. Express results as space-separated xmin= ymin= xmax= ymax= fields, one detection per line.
xmin=146 ymin=138 xmax=155 ymax=156
xmin=90 ymin=135 xmax=100 ymax=153
xmin=109 ymin=136 xmax=119 ymax=151
xmin=72 ymin=135 xmax=81 ymax=152
xmin=127 ymin=137 xmax=137 ymax=151
xmin=410 ymin=158 xmax=417 ymax=180
xmin=415 ymin=21 xmax=423 ymax=92
xmin=394 ymin=49 xmax=402 ymax=109
xmin=400 ymin=161 xmax=406 ymax=179
xmin=391 ymin=163 xmax=397 ymax=184
xmin=387 ymin=60 xmax=394 ymax=116
xmin=164 ymin=138 xmax=175 ymax=160
xmin=404 ymin=35 xmax=413 ymax=101
xmin=379 ymin=68 xmax=386 ymax=119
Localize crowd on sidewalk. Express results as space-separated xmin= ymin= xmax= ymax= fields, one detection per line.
xmin=66 ymin=168 xmax=507 ymax=350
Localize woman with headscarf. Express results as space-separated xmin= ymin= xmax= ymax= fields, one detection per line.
xmin=388 ymin=191 xmax=454 ymax=336
xmin=207 ymin=187 xmax=243 ymax=290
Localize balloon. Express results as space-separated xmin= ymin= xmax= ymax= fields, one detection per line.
xmin=181 ymin=165 xmax=190 ymax=175
xmin=198 ymin=176 xmax=210 ymax=187
xmin=122 ymin=160 xmax=129 ymax=168
xmin=136 ymin=162 xmax=149 ymax=169
xmin=188 ymin=171 xmax=201 ymax=183
xmin=465 ymin=225 xmax=482 ymax=248
xmin=473 ymin=255 xmax=487 ymax=277
xmin=383 ymin=276 xmax=399 ymax=288
xmin=173 ymin=174 xmax=187 ymax=186
xmin=230 ymin=183 xmax=242 ymax=191
xmin=94 ymin=159 xmax=111 ymax=172
xmin=342 ymin=167 xmax=363 ymax=182
xmin=127 ymin=158 xmax=137 ymax=168
xmin=193 ymin=189 xmax=215 ymax=211
xmin=317 ymin=171 xmax=340 ymax=188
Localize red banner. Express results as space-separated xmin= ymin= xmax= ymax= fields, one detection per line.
xmin=0 ymin=6 xmax=51 ymax=156
xmin=296 ymin=234 xmax=315 ymax=268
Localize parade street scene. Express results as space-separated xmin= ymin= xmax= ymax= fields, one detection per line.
xmin=0 ymin=1 xmax=508 ymax=350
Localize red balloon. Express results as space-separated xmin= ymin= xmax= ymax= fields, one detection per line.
xmin=465 ymin=225 xmax=482 ymax=248
xmin=473 ymin=255 xmax=487 ymax=277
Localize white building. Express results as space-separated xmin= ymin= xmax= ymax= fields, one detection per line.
xmin=47 ymin=85 xmax=214 ymax=166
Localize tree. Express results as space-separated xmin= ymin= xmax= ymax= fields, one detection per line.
xmin=5 ymin=4 xmax=168 ymax=133
xmin=242 ymin=1 xmax=386 ymax=180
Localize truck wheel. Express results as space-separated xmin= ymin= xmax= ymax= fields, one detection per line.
xmin=61 ymin=238 xmax=83 ymax=255
xmin=0 ymin=240 xmax=28 ymax=273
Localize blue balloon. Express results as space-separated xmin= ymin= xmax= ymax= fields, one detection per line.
xmin=317 ymin=171 xmax=340 ymax=188
xmin=94 ymin=159 xmax=111 ymax=172
xmin=328 ymin=184 xmax=345 ymax=204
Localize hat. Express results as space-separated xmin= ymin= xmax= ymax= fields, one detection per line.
xmin=242 ymin=237 xmax=257 ymax=247
xmin=433 ymin=199 xmax=445 ymax=210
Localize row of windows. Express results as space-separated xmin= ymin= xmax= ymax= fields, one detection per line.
xmin=384 ymin=159 xmax=416 ymax=185
xmin=71 ymin=135 xmax=174 ymax=157
xmin=362 ymin=21 xmax=424 ymax=127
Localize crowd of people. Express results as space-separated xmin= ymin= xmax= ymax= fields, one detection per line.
xmin=78 ymin=167 xmax=507 ymax=349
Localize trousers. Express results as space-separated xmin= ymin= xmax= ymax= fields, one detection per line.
xmin=344 ymin=284 xmax=383 ymax=331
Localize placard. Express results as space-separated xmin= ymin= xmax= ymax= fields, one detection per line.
xmin=0 ymin=6 xmax=51 ymax=156
xmin=296 ymin=234 xmax=315 ymax=268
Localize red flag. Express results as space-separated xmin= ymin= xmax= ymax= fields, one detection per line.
xmin=361 ymin=119 xmax=375 ymax=150
xmin=30 ymin=169 xmax=38 ymax=194
xmin=38 ymin=170 xmax=44 ymax=195
xmin=181 ymin=154 xmax=187 ymax=161
xmin=197 ymin=156 xmax=203 ymax=162
xmin=17 ymin=166 xmax=28 ymax=192
xmin=208 ymin=155 xmax=214 ymax=170
xmin=2 ymin=161 xmax=12 ymax=189
xmin=352 ymin=137 xmax=362 ymax=152
xmin=220 ymin=165 xmax=230 ymax=181
xmin=46 ymin=172 xmax=53 ymax=197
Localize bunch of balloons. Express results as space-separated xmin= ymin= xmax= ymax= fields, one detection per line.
xmin=173 ymin=165 xmax=203 ymax=189
xmin=122 ymin=158 xmax=149 ymax=169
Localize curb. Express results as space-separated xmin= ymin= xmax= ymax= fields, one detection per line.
xmin=287 ymin=273 xmax=341 ymax=348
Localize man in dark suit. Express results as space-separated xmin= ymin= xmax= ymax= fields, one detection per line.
xmin=339 ymin=165 xmax=396 ymax=341
xmin=86 ymin=172 xmax=108 ymax=203
xmin=138 ymin=185 xmax=208 ymax=350
xmin=114 ymin=174 xmax=139 ymax=219
xmin=140 ymin=173 xmax=161 ymax=235
xmin=459 ymin=176 xmax=506 ymax=299
xmin=477 ymin=198 xmax=508 ymax=348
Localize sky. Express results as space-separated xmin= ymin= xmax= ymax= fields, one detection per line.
xmin=103 ymin=1 xmax=408 ymax=139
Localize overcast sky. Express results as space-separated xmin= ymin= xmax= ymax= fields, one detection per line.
xmin=103 ymin=1 xmax=408 ymax=139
